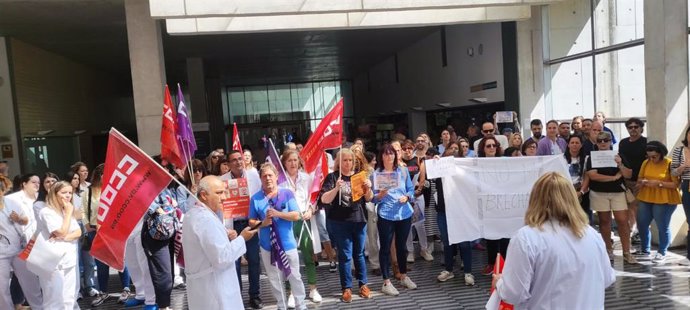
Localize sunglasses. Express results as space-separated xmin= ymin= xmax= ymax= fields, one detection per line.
xmin=212 ymin=155 xmax=221 ymax=159
xmin=627 ymin=125 xmax=640 ymax=130
xmin=402 ymin=147 xmax=414 ymax=151
xmin=596 ymin=139 xmax=611 ymax=143
xmin=482 ymin=130 xmax=494 ymax=134
xmin=485 ymin=144 xmax=497 ymax=148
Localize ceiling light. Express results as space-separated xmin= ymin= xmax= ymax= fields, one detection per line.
xmin=411 ymin=107 xmax=423 ymax=111
xmin=436 ymin=102 xmax=451 ymax=108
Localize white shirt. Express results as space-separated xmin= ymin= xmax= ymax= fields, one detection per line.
xmin=280 ymin=171 xmax=313 ymax=212
xmin=4 ymin=191 xmax=38 ymax=245
xmin=221 ymin=169 xmax=261 ymax=220
xmin=183 ymin=205 xmax=246 ymax=310
xmin=0 ymin=200 xmax=27 ymax=258
xmin=495 ymin=222 xmax=615 ymax=310
xmin=38 ymin=206 xmax=79 ymax=269
xmin=473 ymin=135 xmax=510 ymax=156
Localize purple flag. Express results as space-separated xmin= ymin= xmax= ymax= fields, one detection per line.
xmin=176 ymin=84 xmax=197 ymax=161
xmin=267 ymin=190 xmax=292 ymax=278
xmin=265 ymin=138 xmax=288 ymax=185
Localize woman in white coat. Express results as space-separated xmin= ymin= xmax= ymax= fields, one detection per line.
xmin=2 ymin=173 xmax=43 ymax=309
xmin=491 ymin=172 xmax=615 ymax=310
xmin=37 ymin=181 xmax=81 ymax=310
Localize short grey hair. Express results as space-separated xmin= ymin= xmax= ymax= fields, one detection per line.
xmin=259 ymin=162 xmax=279 ymax=177
xmin=197 ymin=175 xmax=221 ymax=196
xmin=597 ymin=131 xmax=612 ymax=141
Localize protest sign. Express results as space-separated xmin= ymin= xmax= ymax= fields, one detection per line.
xmin=222 ymin=178 xmax=251 ymax=219
xmin=495 ymin=111 xmax=513 ymax=123
xmin=374 ymin=171 xmax=399 ymax=191
xmin=441 ymin=155 xmax=569 ymax=243
xmin=590 ymin=150 xmax=617 ymax=168
xmin=350 ymin=171 xmax=368 ymax=201
xmin=425 ymin=156 xmax=458 ymax=179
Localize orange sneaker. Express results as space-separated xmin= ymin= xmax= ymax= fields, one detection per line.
xmin=359 ymin=285 xmax=371 ymax=299
xmin=341 ymin=288 xmax=352 ymax=303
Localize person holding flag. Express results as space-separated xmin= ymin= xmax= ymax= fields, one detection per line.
xmin=183 ymin=175 xmax=258 ymax=309
xmin=279 ymin=150 xmax=322 ymax=306
xmin=250 ymin=163 xmax=307 ymax=310
xmin=221 ymin=150 xmax=263 ymax=309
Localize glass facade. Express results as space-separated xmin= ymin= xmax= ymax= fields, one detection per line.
xmin=545 ymin=0 xmax=645 ymax=141
xmin=223 ymin=80 xmax=353 ymax=152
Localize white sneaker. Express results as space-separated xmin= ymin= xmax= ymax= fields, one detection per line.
xmin=87 ymin=287 xmax=99 ymax=297
xmin=437 ymin=270 xmax=454 ymax=282
xmin=287 ymin=293 xmax=295 ymax=309
xmin=464 ymin=273 xmax=475 ymax=286
xmin=407 ymin=253 xmax=414 ymax=263
xmin=653 ymin=253 xmax=667 ymax=264
xmin=309 ymin=288 xmax=322 ymax=303
xmin=400 ymin=275 xmax=417 ymax=289
xmin=677 ymin=257 xmax=690 ymax=266
xmin=420 ymin=250 xmax=434 ymax=262
xmin=381 ymin=283 xmax=400 ymax=296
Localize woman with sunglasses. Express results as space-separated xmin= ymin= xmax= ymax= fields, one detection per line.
xmin=671 ymin=126 xmax=690 ymax=264
xmin=458 ymin=138 xmax=474 ymax=158
xmin=585 ymin=131 xmax=637 ymax=264
xmin=477 ymin=136 xmax=509 ymax=275
xmin=205 ymin=150 xmax=223 ymax=176
xmin=373 ymin=143 xmax=417 ymax=296
xmin=635 ymin=141 xmax=680 ymax=264
xmin=401 ymin=140 xmax=434 ymax=263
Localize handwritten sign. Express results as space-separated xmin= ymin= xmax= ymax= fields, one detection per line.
xmin=222 ymin=178 xmax=250 ymax=219
xmin=374 ymin=171 xmax=399 ymax=191
xmin=424 ymin=156 xmax=458 ymax=179
xmin=442 ymin=155 xmax=570 ymax=243
xmin=590 ymin=150 xmax=617 ymax=168
xmin=350 ymin=171 xmax=368 ymax=201
xmin=495 ymin=111 xmax=513 ymax=123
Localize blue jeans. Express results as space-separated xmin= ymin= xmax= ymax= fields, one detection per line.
xmin=233 ymin=219 xmax=261 ymax=298
xmin=95 ymin=259 xmax=130 ymax=292
xmin=377 ymin=216 xmax=412 ymax=280
xmin=638 ymin=201 xmax=677 ymax=255
xmin=682 ymin=181 xmax=690 ymax=258
xmin=327 ymin=220 xmax=368 ymax=289
xmin=81 ymin=230 xmax=97 ymax=292
xmin=437 ymin=212 xmax=472 ymax=274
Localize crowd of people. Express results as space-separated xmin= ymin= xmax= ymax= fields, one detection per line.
xmin=1 ymin=110 xmax=690 ymax=309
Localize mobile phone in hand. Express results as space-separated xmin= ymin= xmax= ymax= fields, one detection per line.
xmin=250 ymin=221 xmax=262 ymax=230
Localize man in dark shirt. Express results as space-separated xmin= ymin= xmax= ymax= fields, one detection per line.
xmin=617 ymin=118 xmax=647 ymax=243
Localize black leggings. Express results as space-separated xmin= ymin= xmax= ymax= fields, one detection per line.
xmin=143 ymin=232 xmax=174 ymax=308
xmin=486 ymin=238 xmax=510 ymax=265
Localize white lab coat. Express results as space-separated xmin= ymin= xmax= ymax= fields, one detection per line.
xmin=182 ymin=205 xmax=247 ymax=310
xmin=493 ymin=221 xmax=615 ymax=310
xmin=37 ymin=206 xmax=79 ymax=310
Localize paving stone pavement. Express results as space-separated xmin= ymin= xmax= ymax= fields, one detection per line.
xmin=77 ymin=242 xmax=690 ymax=310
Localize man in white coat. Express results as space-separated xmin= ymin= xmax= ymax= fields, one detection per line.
xmin=183 ymin=175 xmax=258 ymax=309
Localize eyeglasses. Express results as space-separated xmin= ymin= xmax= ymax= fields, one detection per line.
xmin=627 ymin=125 xmax=640 ymax=130
xmin=482 ymin=130 xmax=494 ymax=134
xmin=212 ymin=156 xmax=221 ymax=159
xmin=485 ymin=144 xmax=497 ymax=148
xmin=402 ymin=147 xmax=414 ymax=151
xmin=596 ymin=139 xmax=611 ymax=143
xmin=527 ymin=145 xmax=537 ymax=149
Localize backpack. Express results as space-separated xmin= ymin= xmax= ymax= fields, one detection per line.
xmin=145 ymin=195 xmax=180 ymax=241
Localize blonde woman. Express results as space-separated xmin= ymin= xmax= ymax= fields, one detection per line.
xmin=38 ymin=181 xmax=82 ymax=309
xmin=492 ymin=172 xmax=615 ymax=309
xmin=510 ymin=133 xmax=523 ymax=149
xmin=244 ymin=149 xmax=258 ymax=174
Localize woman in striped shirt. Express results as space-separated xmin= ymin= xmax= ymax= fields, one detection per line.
xmin=670 ymin=126 xmax=690 ymax=263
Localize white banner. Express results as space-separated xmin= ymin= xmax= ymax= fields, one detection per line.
xmin=442 ymin=155 xmax=570 ymax=244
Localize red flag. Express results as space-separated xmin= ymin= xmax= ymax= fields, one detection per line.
xmin=161 ymin=85 xmax=185 ymax=168
xmin=90 ymin=128 xmax=174 ymax=271
xmin=490 ymin=254 xmax=514 ymax=310
xmin=300 ymin=98 xmax=343 ymax=173
xmin=232 ymin=123 xmax=243 ymax=154
xmin=309 ymin=152 xmax=328 ymax=205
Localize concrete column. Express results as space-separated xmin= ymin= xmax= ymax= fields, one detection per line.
xmin=644 ymin=0 xmax=688 ymax=146
xmin=186 ymin=57 xmax=208 ymax=123
xmin=516 ymin=6 xmax=545 ymax=138
xmin=644 ymin=0 xmax=689 ymax=247
xmin=125 ymin=0 xmax=166 ymax=155
xmin=407 ymin=111 xmax=427 ymax=138
xmin=0 ymin=37 xmax=21 ymax=175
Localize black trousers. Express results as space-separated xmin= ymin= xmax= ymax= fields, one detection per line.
xmin=143 ymin=231 xmax=174 ymax=308
xmin=486 ymin=238 xmax=510 ymax=265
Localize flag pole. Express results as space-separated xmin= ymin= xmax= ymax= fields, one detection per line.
xmin=339 ymin=145 xmax=342 ymax=205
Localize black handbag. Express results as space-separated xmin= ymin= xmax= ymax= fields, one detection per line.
xmin=80 ymin=188 xmax=94 ymax=251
